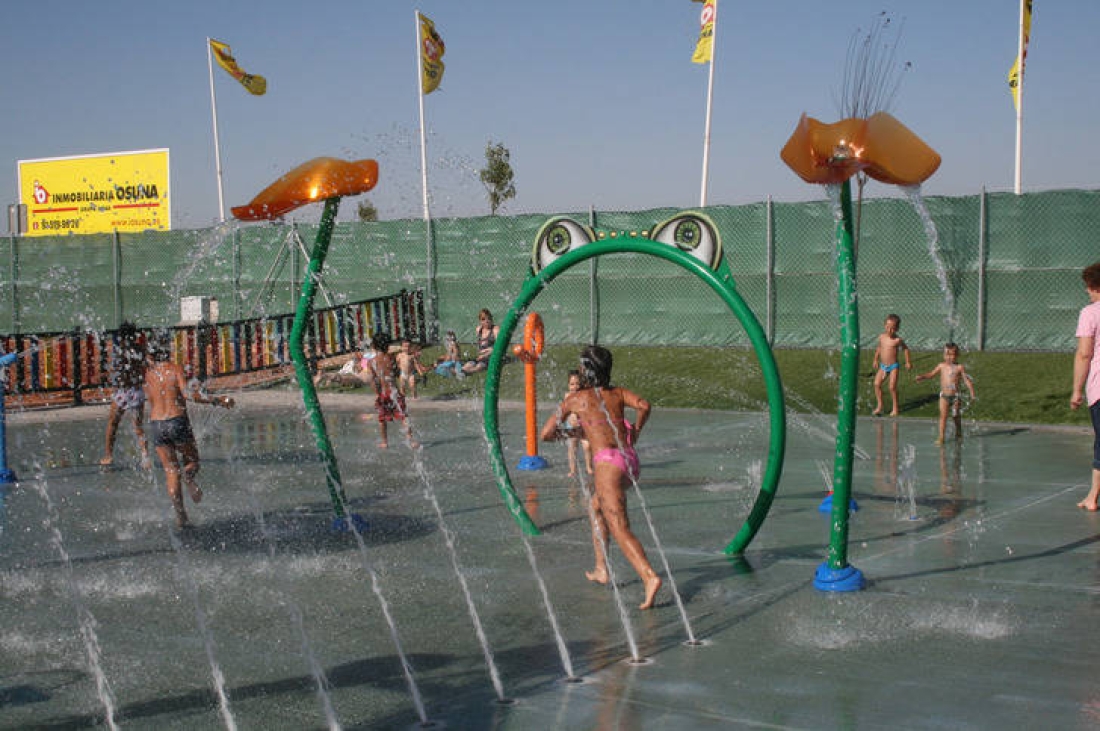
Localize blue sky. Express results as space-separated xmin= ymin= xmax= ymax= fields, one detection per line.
xmin=2 ymin=1 xmax=1097 ymax=229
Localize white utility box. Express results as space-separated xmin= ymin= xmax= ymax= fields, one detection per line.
xmin=179 ymin=296 xmax=218 ymax=325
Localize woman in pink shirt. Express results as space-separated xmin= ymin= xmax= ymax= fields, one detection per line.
xmin=1072 ymin=262 xmax=1100 ymax=510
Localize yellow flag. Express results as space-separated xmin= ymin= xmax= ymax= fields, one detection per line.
xmin=209 ymin=39 xmax=267 ymax=96
xmin=418 ymin=13 xmax=446 ymax=95
xmin=692 ymin=0 xmax=716 ymax=64
xmin=1007 ymin=0 xmax=1033 ymax=110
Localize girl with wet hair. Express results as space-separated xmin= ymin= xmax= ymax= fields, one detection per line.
xmin=540 ymin=345 xmax=662 ymax=609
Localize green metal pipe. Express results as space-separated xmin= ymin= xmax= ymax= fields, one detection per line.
xmin=483 ymin=237 xmax=785 ymax=552
xmin=288 ymin=197 xmax=348 ymax=518
xmin=827 ymin=179 xmax=859 ymax=569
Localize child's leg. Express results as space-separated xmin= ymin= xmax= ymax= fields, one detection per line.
xmin=377 ymin=419 xmax=389 ymax=448
xmin=936 ymin=397 xmax=949 ymax=444
xmin=887 ymin=370 xmax=901 ymax=416
xmin=593 ymin=464 xmax=661 ymax=609
xmin=952 ymin=399 xmax=963 ymax=440
xmin=1078 ymin=468 xmax=1100 ymax=510
xmin=180 ymin=441 xmax=202 ymax=504
xmin=100 ymin=404 xmax=123 ymax=464
xmin=567 ymin=437 xmax=578 ymax=476
xmin=872 ymin=370 xmax=885 ymax=415
xmin=582 ymin=440 xmax=594 ymax=474
xmin=156 ymin=445 xmax=188 ymax=526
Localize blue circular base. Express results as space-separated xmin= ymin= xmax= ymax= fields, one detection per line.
xmin=331 ymin=513 xmax=368 ymax=533
xmin=0 ymin=468 xmax=16 ymax=485
xmin=817 ymin=493 xmax=859 ymax=513
xmin=813 ymin=562 xmax=866 ymax=592
xmin=517 ymin=455 xmax=548 ymax=471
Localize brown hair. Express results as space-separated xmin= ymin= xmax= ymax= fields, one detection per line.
xmin=1083 ymin=262 xmax=1100 ymax=291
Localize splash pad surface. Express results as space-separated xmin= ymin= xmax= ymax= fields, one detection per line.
xmin=2 ymin=392 xmax=1098 ymax=729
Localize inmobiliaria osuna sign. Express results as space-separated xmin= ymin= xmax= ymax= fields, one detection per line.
xmin=17 ymin=148 xmax=170 ymax=236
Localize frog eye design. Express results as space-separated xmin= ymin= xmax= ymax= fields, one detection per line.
xmin=649 ymin=212 xmax=722 ymax=270
xmin=532 ymin=218 xmax=596 ymax=273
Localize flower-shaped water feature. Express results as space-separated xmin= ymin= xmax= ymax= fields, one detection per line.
xmin=232 ymin=157 xmax=379 ymax=529
xmin=780 ymin=111 xmax=939 ymax=591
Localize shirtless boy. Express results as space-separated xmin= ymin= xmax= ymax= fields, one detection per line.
xmin=871 ymin=314 xmax=912 ymax=416
xmin=143 ymin=336 xmax=234 ymax=527
xmin=916 ymin=342 xmax=976 ymax=444
xmin=395 ymin=339 xmax=427 ymax=399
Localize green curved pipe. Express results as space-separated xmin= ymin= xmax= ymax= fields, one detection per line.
xmin=827 ymin=179 xmax=859 ymax=569
xmin=288 ymin=197 xmax=348 ymax=519
xmin=482 ymin=237 xmax=785 ymax=553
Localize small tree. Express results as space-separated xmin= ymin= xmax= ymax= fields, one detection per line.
xmin=356 ymin=199 xmax=378 ymax=222
xmin=479 ymin=141 xmax=516 ymax=216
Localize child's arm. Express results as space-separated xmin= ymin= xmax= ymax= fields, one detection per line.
xmin=915 ymin=363 xmax=942 ymax=383
xmin=871 ymin=338 xmax=882 ymax=369
xmin=901 ymin=340 xmax=912 ymax=369
xmin=961 ymin=366 xmax=976 ymax=398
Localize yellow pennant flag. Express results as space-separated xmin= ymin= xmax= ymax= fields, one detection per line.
xmin=209 ymin=39 xmax=267 ymax=96
xmin=1007 ymin=0 xmax=1033 ymax=110
xmin=692 ymin=0 xmax=716 ymax=64
xmin=418 ymin=13 xmax=446 ymax=95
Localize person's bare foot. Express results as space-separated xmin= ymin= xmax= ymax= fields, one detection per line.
xmin=378 ymin=441 xmax=389 ymax=449
xmin=639 ymin=575 xmax=662 ymax=610
xmin=567 ymin=470 xmax=576 ymax=478
xmin=871 ymin=409 xmax=882 ymax=417
xmin=585 ymin=568 xmax=609 ymax=584
xmin=1077 ymin=499 xmax=1098 ymax=511
xmin=889 ymin=410 xmax=899 ymax=417
xmin=187 ymin=482 xmax=203 ymax=504
xmin=99 ymin=456 xmax=113 ymax=466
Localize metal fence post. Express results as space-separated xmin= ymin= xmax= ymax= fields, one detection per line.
xmin=233 ymin=226 xmax=241 ymax=322
xmin=977 ymin=187 xmax=988 ymax=351
xmin=7 ymin=234 xmax=18 ymax=334
xmin=766 ymin=196 xmax=775 ymax=345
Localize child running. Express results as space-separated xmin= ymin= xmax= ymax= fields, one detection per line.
xmin=364 ymin=332 xmax=417 ymax=449
xmin=143 ymin=334 xmax=234 ymax=528
xmin=871 ymin=314 xmax=912 ymax=416
xmin=540 ymin=345 xmax=661 ymax=610
xmin=916 ymin=342 xmax=976 ymax=444
xmin=99 ymin=321 xmax=150 ymax=468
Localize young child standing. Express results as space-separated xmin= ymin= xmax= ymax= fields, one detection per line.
xmin=364 ymin=332 xmax=416 ymax=449
xmin=395 ymin=339 xmax=427 ymax=399
xmin=916 ymin=342 xmax=976 ymax=444
xmin=562 ymin=370 xmax=594 ymax=478
xmin=871 ymin=314 xmax=912 ymax=416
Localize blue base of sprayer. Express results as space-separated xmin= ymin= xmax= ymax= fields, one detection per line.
xmin=517 ymin=455 xmax=548 ymax=471
xmin=818 ymin=493 xmax=859 ymax=513
xmin=813 ymin=562 xmax=866 ymax=592
xmin=0 ymin=468 xmax=16 ymax=485
xmin=331 ymin=513 xmax=368 ymax=533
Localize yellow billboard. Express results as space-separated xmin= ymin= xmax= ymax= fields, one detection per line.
xmin=17 ymin=149 xmax=170 ymax=236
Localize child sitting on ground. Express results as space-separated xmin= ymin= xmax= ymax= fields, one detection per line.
xmin=915 ymin=342 xmax=976 ymax=444
xmin=434 ymin=330 xmax=465 ymax=379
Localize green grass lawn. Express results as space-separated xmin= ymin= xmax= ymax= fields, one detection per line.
xmin=338 ymin=344 xmax=1088 ymax=428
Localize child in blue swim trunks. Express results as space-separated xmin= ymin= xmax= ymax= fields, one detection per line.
xmin=540 ymin=345 xmax=661 ymax=610
xmin=871 ymin=314 xmax=912 ymax=416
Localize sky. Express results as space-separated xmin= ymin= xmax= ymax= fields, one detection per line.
xmin=2 ymin=0 xmax=1098 ymax=229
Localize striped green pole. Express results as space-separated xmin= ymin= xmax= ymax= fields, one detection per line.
xmin=288 ymin=197 xmax=348 ymax=520
xmin=815 ymin=178 xmax=865 ymax=591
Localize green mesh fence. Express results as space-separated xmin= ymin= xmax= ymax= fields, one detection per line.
xmin=3 ymin=188 xmax=1097 ymax=351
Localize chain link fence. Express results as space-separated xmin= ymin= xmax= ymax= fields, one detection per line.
xmin=3 ymin=188 xmax=1096 ymax=352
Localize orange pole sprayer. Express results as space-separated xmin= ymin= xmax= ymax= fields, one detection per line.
xmin=514 ymin=312 xmax=547 ymax=470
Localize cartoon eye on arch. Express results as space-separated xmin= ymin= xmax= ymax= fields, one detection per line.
xmin=649 ymin=211 xmax=722 ymax=270
xmin=532 ymin=218 xmax=596 ymax=273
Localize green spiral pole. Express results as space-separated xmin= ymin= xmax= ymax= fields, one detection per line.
xmin=815 ymin=179 xmax=865 ymax=591
xmin=288 ymin=197 xmax=353 ymax=526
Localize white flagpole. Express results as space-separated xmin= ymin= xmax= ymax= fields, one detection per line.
xmin=699 ymin=0 xmax=717 ymax=207
xmin=207 ymin=38 xmax=226 ymax=222
xmin=415 ymin=12 xmax=431 ymax=223
xmin=1013 ymin=0 xmax=1025 ymax=195
xmin=415 ymin=11 xmax=439 ymax=338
